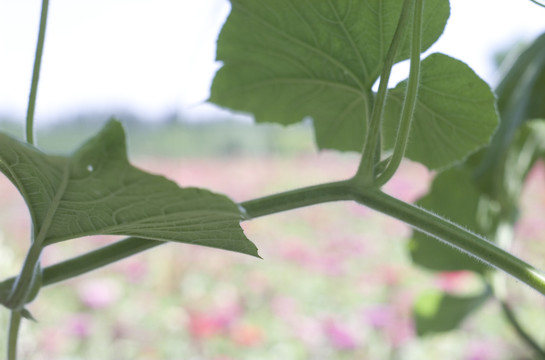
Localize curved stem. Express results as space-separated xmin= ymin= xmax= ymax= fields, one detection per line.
xmin=4 ymin=244 xmax=43 ymax=310
xmin=353 ymin=188 xmax=545 ymax=295
xmin=376 ymin=0 xmax=423 ymax=186
xmin=7 ymin=311 xmax=22 ymax=360
xmin=529 ymin=0 xmax=545 ymax=8
xmin=25 ymin=0 xmax=50 ymax=145
xmin=2 ymin=180 xmax=545 ymax=300
xmin=499 ymin=300 xmax=545 ymax=358
xmin=241 ymin=180 xmax=355 ymax=218
xmin=43 ymin=238 xmax=163 ymax=286
xmin=355 ymin=0 xmax=414 ymax=185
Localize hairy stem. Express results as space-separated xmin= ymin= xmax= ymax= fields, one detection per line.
xmin=25 ymin=0 xmax=50 ymax=145
xmin=353 ymin=188 xmax=545 ymax=295
xmin=376 ymin=0 xmax=423 ymax=186
xmin=355 ymin=0 xmax=414 ymax=185
xmin=2 ymin=180 xmax=545 ymax=301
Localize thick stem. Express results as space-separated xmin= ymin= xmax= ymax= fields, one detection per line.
xmin=355 ymin=0 xmax=414 ymax=185
xmin=241 ymin=180 xmax=354 ymax=218
xmin=25 ymin=0 xmax=49 ymax=145
xmin=43 ymin=238 xmax=163 ymax=286
xmin=353 ymin=188 xmax=545 ymax=295
xmin=2 ymin=180 xmax=545 ymax=300
xmin=376 ymin=0 xmax=423 ymax=186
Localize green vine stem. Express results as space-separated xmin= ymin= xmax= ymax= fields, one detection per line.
xmin=529 ymin=0 xmax=545 ymax=8
xmin=376 ymin=0 xmax=423 ymax=186
xmin=3 ymin=179 xmax=545 ymax=300
xmin=25 ymin=0 xmax=49 ymax=145
xmin=3 ymin=244 xmax=43 ymax=310
xmin=354 ymin=188 xmax=545 ymax=295
xmin=7 ymin=311 xmax=21 ymax=360
xmin=355 ymin=0 xmax=414 ymax=185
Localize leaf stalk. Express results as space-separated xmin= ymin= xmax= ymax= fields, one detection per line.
xmin=376 ymin=0 xmax=424 ymax=186
xmin=25 ymin=0 xmax=50 ymax=145
xmin=355 ymin=0 xmax=414 ymax=185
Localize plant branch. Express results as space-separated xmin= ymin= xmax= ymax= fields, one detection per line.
xmin=2 ymin=180 xmax=545 ymax=301
xmin=499 ymin=300 xmax=545 ymax=358
xmin=25 ymin=0 xmax=49 ymax=145
xmin=376 ymin=0 xmax=423 ymax=186
xmin=43 ymin=238 xmax=163 ymax=286
xmin=355 ymin=0 xmax=414 ymax=185
xmin=352 ymin=188 xmax=545 ymax=295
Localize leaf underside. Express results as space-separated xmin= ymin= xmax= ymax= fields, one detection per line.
xmin=210 ymin=0 xmax=449 ymax=152
xmin=414 ymin=289 xmax=490 ymax=336
xmin=0 ymin=120 xmax=258 ymax=257
xmin=383 ymin=53 xmax=499 ymax=170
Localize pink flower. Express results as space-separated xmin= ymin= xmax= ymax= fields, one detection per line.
xmin=465 ymin=341 xmax=498 ymax=360
xmin=230 ymin=323 xmax=264 ymax=347
xmin=363 ymin=301 xmax=415 ymax=347
xmin=188 ymin=305 xmax=241 ymax=340
xmin=77 ymin=278 xmax=121 ymax=309
xmin=435 ymin=271 xmax=473 ymax=292
xmin=118 ymin=258 xmax=148 ymax=283
xmin=64 ymin=313 xmax=92 ymax=338
xmin=364 ymin=305 xmax=394 ymax=328
xmin=323 ymin=319 xmax=358 ymax=350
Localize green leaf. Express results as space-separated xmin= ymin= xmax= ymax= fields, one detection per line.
xmin=473 ymin=32 xmax=545 ymax=190
xmin=383 ymin=53 xmax=499 ymax=170
xmin=409 ymin=166 xmax=490 ymax=273
xmin=210 ymin=0 xmax=449 ymax=151
xmin=414 ymin=289 xmax=490 ymax=336
xmin=0 ymin=120 xmax=258 ymax=257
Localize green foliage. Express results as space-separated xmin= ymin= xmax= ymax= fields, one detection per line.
xmin=3 ymin=0 xmax=545 ymax=358
xmin=210 ymin=0 xmax=449 ymax=152
xmin=406 ymin=31 xmax=545 ymax=340
xmin=414 ymin=289 xmax=490 ymax=335
xmin=0 ymin=120 xmax=256 ymax=256
xmin=383 ymin=53 xmax=498 ymax=169
xmin=409 ymin=167 xmax=489 ymax=273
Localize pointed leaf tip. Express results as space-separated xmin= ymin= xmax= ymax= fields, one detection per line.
xmin=0 ymin=121 xmax=258 ymax=257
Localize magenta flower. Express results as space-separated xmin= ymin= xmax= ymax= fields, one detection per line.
xmin=188 ymin=305 xmax=241 ymax=340
xmin=323 ymin=318 xmax=358 ymax=350
xmin=64 ymin=313 xmax=93 ymax=338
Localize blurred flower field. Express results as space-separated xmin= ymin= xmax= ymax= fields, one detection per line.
xmin=1 ymin=150 xmax=545 ymax=359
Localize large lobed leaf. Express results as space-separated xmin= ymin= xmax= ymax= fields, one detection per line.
xmin=383 ymin=53 xmax=499 ymax=170
xmin=210 ymin=0 xmax=449 ymax=151
xmin=0 ymin=120 xmax=258 ymax=257
xmin=473 ymin=32 xmax=545 ymax=192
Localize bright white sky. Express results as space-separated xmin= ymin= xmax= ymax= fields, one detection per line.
xmin=0 ymin=0 xmax=544 ymax=125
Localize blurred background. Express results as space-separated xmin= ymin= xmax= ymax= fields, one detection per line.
xmin=1 ymin=1 xmax=545 ymax=359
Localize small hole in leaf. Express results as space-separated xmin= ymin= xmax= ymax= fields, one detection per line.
xmin=87 ymin=165 xmax=94 ymax=172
